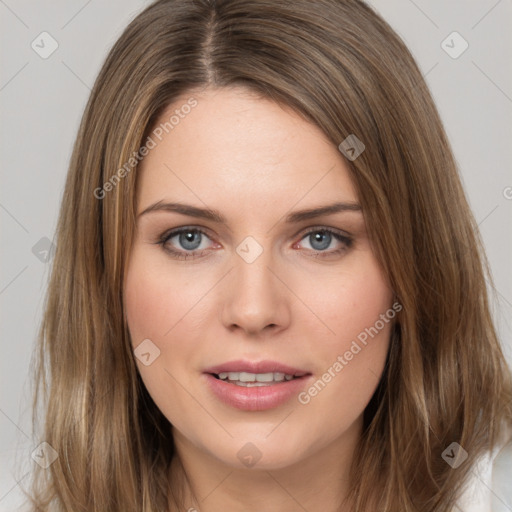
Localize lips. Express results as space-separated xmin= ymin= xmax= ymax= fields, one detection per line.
xmin=203 ymin=359 xmax=313 ymax=411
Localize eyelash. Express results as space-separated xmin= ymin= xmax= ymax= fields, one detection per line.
xmin=155 ymin=226 xmax=353 ymax=261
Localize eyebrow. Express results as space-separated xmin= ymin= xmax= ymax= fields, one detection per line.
xmin=137 ymin=200 xmax=362 ymax=224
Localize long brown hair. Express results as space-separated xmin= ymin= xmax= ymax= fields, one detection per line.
xmin=26 ymin=0 xmax=512 ymax=510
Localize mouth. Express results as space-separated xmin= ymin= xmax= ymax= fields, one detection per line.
xmin=203 ymin=360 xmax=312 ymax=411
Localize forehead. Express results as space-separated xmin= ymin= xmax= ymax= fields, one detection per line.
xmin=136 ymin=87 xmax=358 ymax=215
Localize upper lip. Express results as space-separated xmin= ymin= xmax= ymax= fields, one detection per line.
xmin=204 ymin=359 xmax=310 ymax=377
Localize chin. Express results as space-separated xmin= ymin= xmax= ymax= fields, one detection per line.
xmin=205 ymin=432 xmax=314 ymax=471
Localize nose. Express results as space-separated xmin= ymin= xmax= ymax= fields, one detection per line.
xmin=221 ymin=246 xmax=291 ymax=336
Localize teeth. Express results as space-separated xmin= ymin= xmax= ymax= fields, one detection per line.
xmin=217 ymin=371 xmax=297 ymax=383
xmin=240 ymin=372 xmax=256 ymax=382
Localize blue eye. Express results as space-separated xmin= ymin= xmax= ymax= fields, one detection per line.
xmin=298 ymin=228 xmax=353 ymax=257
xmin=158 ymin=227 xmax=214 ymax=259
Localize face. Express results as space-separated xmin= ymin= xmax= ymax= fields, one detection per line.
xmin=124 ymin=86 xmax=394 ymax=471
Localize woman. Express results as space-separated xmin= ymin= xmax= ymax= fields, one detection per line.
xmin=27 ymin=0 xmax=512 ymax=510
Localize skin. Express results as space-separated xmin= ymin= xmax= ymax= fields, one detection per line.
xmin=124 ymin=86 xmax=394 ymax=512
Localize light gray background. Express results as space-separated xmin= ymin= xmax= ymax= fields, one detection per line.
xmin=1 ymin=1 xmax=511 ymax=510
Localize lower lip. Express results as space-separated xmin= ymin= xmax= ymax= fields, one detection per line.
xmin=203 ymin=373 xmax=312 ymax=411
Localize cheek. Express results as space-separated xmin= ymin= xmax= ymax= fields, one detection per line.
xmin=294 ymin=253 xmax=393 ymax=357
xmin=123 ymin=251 xmax=207 ymax=429
xmin=124 ymin=251 xmax=208 ymax=345
xmin=291 ymin=253 xmax=393 ymax=418
xmin=123 ymin=249 xmax=199 ymax=395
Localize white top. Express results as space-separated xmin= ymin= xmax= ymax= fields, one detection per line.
xmin=456 ymin=440 xmax=512 ymax=511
